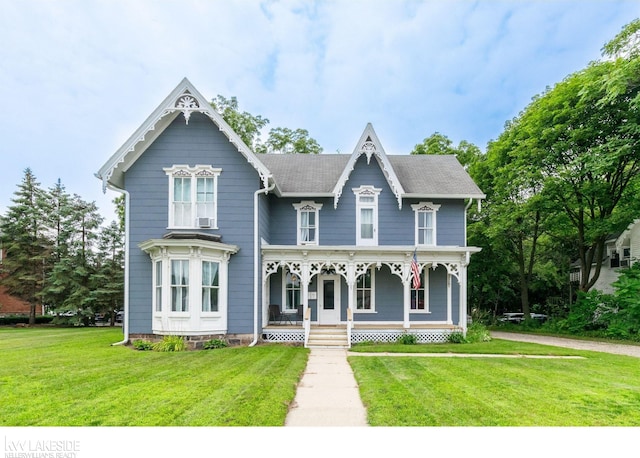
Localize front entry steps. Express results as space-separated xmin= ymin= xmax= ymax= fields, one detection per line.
xmin=306 ymin=326 xmax=350 ymax=349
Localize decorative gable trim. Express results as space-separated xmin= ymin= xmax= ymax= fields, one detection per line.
xmin=332 ymin=123 xmax=404 ymax=209
xmin=96 ymin=77 xmax=272 ymax=192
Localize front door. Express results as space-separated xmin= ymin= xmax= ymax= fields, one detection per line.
xmin=318 ymin=275 xmax=341 ymax=325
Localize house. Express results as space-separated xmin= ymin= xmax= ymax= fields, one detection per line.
xmin=571 ymin=219 xmax=639 ymax=294
xmin=96 ymin=78 xmax=485 ymax=348
xmin=0 ymin=240 xmax=41 ymax=317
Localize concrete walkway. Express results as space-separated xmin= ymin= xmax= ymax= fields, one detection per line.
xmin=285 ymin=348 xmax=368 ymax=426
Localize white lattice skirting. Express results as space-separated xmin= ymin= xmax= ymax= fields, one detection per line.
xmin=263 ymin=329 xmax=305 ymax=343
xmin=351 ymin=329 xmax=454 ymax=344
xmin=262 ymin=329 xmax=455 ymax=344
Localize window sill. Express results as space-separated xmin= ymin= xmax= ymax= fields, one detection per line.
xmin=354 ymin=310 xmax=377 ymax=314
xmin=410 ymin=310 xmax=431 ymax=314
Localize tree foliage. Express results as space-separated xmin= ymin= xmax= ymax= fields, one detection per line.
xmin=411 ymin=132 xmax=481 ymax=168
xmin=0 ymin=169 xmax=51 ymax=324
xmin=211 ymin=94 xmax=322 ymax=154
xmin=0 ymin=169 xmax=123 ymax=325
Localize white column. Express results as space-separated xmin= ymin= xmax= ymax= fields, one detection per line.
xmin=403 ymin=279 xmax=411 ymax=328
xmin=446 ymin=272 xmax=452 ymax=325
xmin=302 ymin=262 xmax=310 ymax=324
xmin=459 ymin=263 xmax=468 ymax=332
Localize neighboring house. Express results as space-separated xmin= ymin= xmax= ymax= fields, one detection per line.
xmin=96 ymin=78 xmax=485 ymax=348
xmin=0 ymin=240 xmax=41 ymax=317
xmin=570 ymin=219 xmax=639 ymax=295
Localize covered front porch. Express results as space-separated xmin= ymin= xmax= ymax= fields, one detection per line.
xmin=261 ymin=244 xmax=478 ymax=347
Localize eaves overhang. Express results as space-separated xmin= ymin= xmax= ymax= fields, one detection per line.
xmin=96 ymin=77 xmax=273 ymax=192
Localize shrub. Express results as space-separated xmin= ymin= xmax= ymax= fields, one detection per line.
xmin=153 ymin=335 xmax=187 ymax=352
xmin=465 ymin=322 xmax=491 ymax=343
xmin=132 ymin=340 xmax=154 ymax=351
xmin=448 ymin=331 xmax=467 ymax=344
xmin=203 ymin=338 xmax=227 ymax=350
xmin=397 ymin=333 xmax=417 ymax=345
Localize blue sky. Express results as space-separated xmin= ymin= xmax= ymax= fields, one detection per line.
xmin=1 ymin=0 xmax=639 ymax=224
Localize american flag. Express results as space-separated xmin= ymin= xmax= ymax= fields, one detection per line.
xmin=411 ymin=250 xmax=421 ymax=290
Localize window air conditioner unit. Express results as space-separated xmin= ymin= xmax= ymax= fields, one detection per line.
xmin=197 ymin=217 xmax=212 ymax=228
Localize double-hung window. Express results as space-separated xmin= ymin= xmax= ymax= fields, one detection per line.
xmin=171 ymin=260 xmax=189 ymax=312
xmin=202 ymin=261 xmax=219 ymax=312
xmin=164 ymin=165 xmax=221 ymax=229
xmin=283 ymin=270 xmax=301 ymax=312
xmin=353 ymin=186 xmax=381 ymax=246
xmin=154 ymin=260 xmax=163 ymax=312
xmin=412 ymin=202 xmax=441 ymax=246
xmin=411 ymin=268 xmax=430 ymax=312
xmin=293 ymin=201 xmax=322 ymax=245
xmin=355 ymin=268 xmax=375 ymax=312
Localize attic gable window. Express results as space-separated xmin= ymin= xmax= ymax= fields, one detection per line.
xmin=293 ymin=201 xmax=323 ymax=245
xmin=412 ymin=202 xmax=441 ymax=246
xmin=164 ymin=165 xmax=221 ymax=229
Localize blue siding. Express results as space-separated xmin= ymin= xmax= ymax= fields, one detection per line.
xmin=125 ymin=113 xmax=261 ymax=334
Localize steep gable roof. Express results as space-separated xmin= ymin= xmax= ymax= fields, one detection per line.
xmin=96 ymin=78 xmax=271 ymax=191
xmin=332 ymin=123 xmax=405 ymax=208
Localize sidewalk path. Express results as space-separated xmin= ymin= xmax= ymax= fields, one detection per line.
xmin=285 ymin=348 xmax=368 ymax=426
xmin=492 ymin=331 xmax=640 ymax=358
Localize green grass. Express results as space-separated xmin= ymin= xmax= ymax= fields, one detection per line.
xmin=349 ymin=340 xmax=640 ymax=426
xmin=0 ymin=327 xmax=308 ymax=426
xmin=5 ymin=328 xmax=640 ymax=427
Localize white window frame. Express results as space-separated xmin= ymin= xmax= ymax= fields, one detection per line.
xmin=354 ymin=268 xmax=376 ymax=313
xmin=154 ymin=260 xmax=163 ymax=312
xmin=411 ymin=268 xmax=430 ymax=313
xmin=164 ymin=165 xmax=221 ymax=229
xmin=353 ymin=186 xmax=381 ymax=246
xmin=412 ymin=202 xmax=441 ymax=246
xmin=282 ymin=269 xmax=301 ymax=313
xmin=201 ymin=260 xmax=220 ymax=313
xmin=170 ymin=259 xmax=190 ymax=312
xmin=293 ymin=201 xmax=323 ymax=245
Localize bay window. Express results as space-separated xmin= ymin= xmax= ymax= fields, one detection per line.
xmin=140 ymin=237 xmax=238 ymax=336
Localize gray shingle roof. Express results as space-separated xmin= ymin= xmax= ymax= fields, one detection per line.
xmin=259 ymin=153 xmax=484 ymax=197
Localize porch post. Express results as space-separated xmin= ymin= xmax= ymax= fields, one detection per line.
xmin=459 ymin=262 xmax=468 ymax=332
xmin=301 ymin=261 xmax=310 ymax=321
xmin=403 ymin=278 xmax=410 ymax=328
xmin=446 ymin=272 xmax=453 ymax=324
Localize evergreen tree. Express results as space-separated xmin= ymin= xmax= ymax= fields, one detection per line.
xmin=90 ymin=220 xmax=124 ymax=326
xmin=46 ymin=194 xmax=103 ymax=325
xmin=0 ymin=169 xmax=52 ymax=324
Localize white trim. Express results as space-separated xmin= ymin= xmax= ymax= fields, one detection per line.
xmin=164 ymin=165 xmax=221 ymax=229
xmin=354 ymin=185 xmax=381 ymax=246
xmin=333 ymin=123 xmax=404 ymax=209
xmin=293 ymin=201 xmax=323 ymax=245
xmin=412 ymin=201 xmax=441 ymax=246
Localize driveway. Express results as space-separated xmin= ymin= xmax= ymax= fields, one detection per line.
xmin=492 ymin=331 xmax=640 ymax=358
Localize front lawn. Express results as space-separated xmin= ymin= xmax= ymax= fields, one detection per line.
xmin=0 ymin=327 xmax=308 ymax=426
xmin=349 ymin=340 xmax=640 ymax=426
